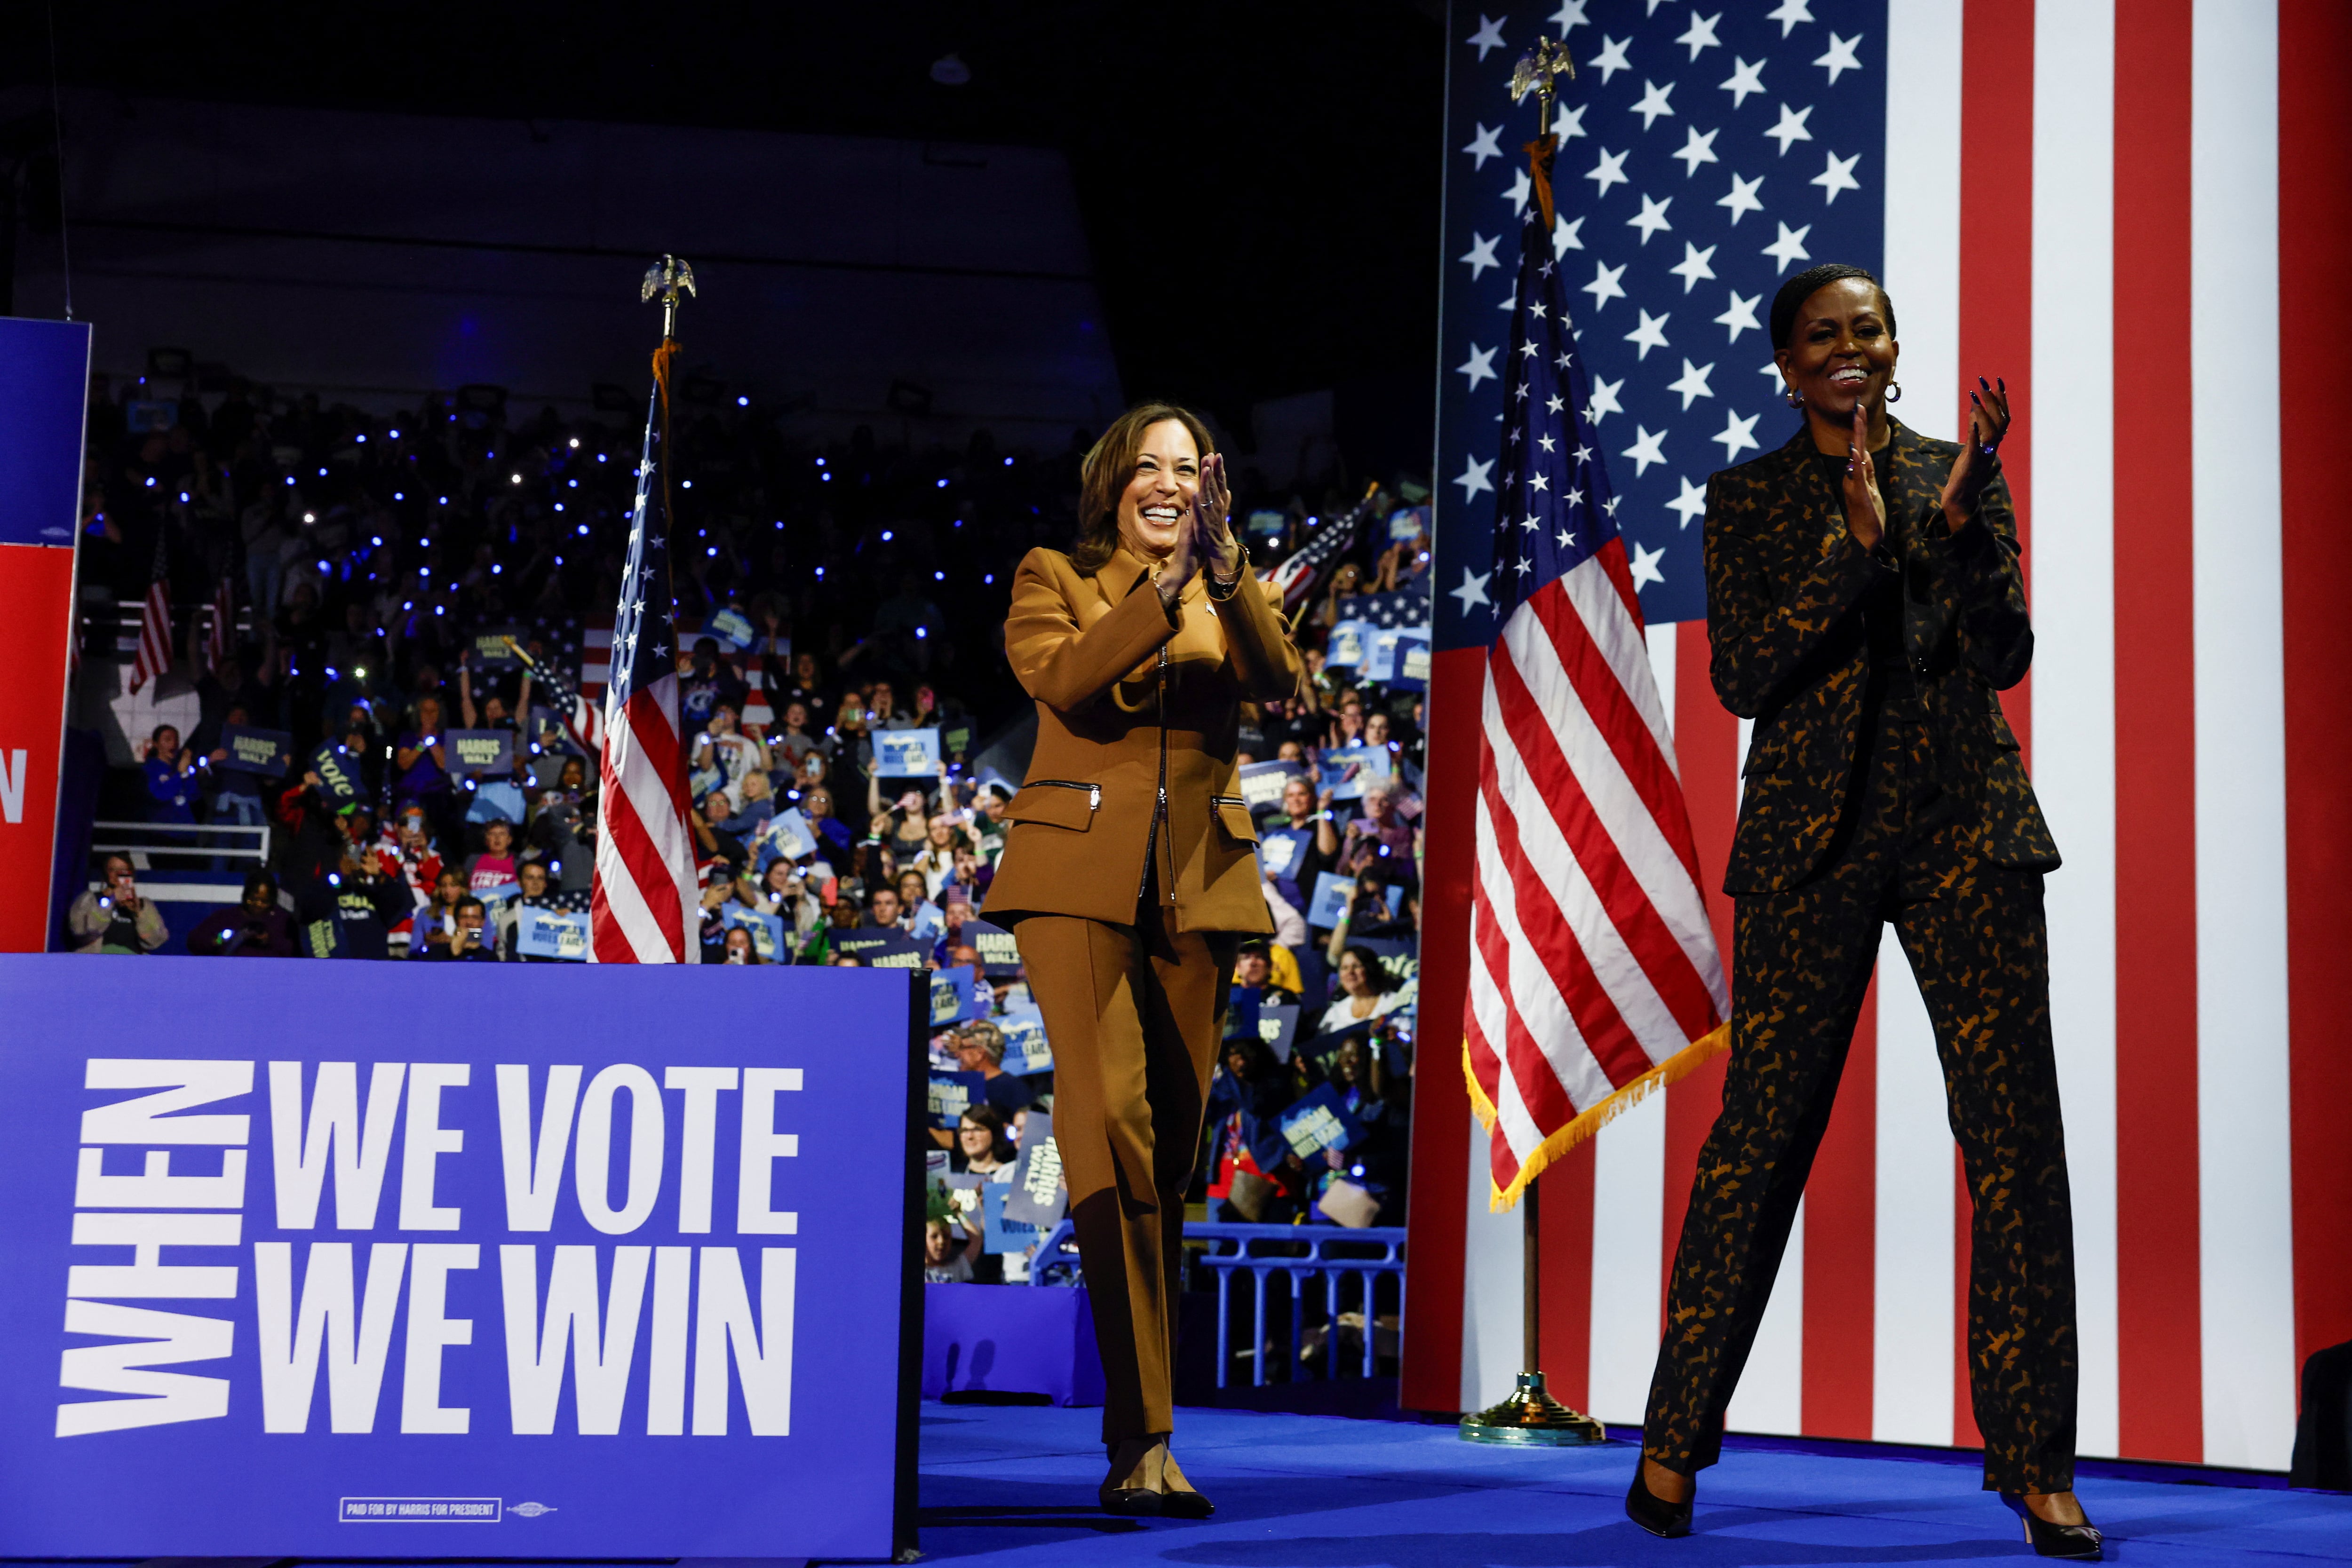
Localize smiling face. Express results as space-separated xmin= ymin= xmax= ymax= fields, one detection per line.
xmin=1774 ymin=277 xmax=1899 ymax=426
xmin=1337 ymin=951 xmax=1372 ymax=997
xmin=1115 ymin=420 xmax=1200 ymax=562
xmin=957 ymin=1117 xmax=992 ymax=1159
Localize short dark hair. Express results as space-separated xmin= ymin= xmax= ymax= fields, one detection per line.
xmin=242 ymin=870 xmax=278 ymax=901
xmin=1770 ymin=264 xmax=1897 ymax=351
xmin=455 ymin=896 xmax=485 ymax=918
xmin=956 ymin=1102 xmax=1016 ymax=1164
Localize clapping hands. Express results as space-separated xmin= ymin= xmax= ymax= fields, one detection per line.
xmin=1939 ymin=375 xmax=2013 ymax=531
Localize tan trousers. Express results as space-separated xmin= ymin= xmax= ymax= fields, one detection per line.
xmin=1014 ymin=895 xmax=1238 ymax=1446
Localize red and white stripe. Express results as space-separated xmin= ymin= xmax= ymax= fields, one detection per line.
xmin=590 ymin=670 xmax=697 ymax=965
xmin=127 ymin=578 xmax=171 ymax=694
xmin=579 ymin=618 xmax=613 ymax=706
xmin=1467 ymin=543 xmax=1727 ymax=1204
xmin=1407 ymin=0 xmax=2352 ymax=1473
xmin=580 ymin=617 xmax=770 ymax=732
xmin=204 ymin=579 xmax=234 ymax=671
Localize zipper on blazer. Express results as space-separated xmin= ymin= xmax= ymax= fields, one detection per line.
xmin=1211 ymin=794 xmax=1248 ymax=809
xmin=1144 ymin=640 xmax=1170 ymax=905
xmin=1027 ymin=779 xmax=1101 ymax=811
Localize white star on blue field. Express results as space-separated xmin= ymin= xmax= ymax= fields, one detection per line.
xmin=1433 ymin=1 xmax=1888 ymax=648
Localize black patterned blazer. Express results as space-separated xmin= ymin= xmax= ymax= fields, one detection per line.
xmin=1704 ymin=418 xmax=2060 ymax=896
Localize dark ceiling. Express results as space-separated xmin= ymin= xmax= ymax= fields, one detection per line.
xmin=2 ymin=0 xmax=1446 ymax=450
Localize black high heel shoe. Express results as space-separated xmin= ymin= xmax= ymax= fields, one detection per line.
xmin=1625 ymin=1463 xmax=1693 ymax=1539
xmin=2000 ymin=1494 xmax=2104 ymax=1560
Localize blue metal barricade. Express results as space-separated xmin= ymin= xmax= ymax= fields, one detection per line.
xmin=1028 ymin=1218 xmax=1406 ymax=1388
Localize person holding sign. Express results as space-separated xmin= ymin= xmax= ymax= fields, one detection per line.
xmin=987 ymin=403 xmax=1304 ymax=1518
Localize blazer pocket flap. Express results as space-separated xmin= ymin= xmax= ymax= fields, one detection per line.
xmin=1005 ymin=784 xmax=1096 ymax=831
xmin=1214 ymin=798 xmax=1259 ymax=842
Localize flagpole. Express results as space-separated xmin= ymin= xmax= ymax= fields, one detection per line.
xmin=1458 ymin=38 xmax=1605 ymax=1450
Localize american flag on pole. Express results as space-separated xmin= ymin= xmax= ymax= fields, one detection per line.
xmin=1408 ymin=0 xmax=2351 ymax=1476
xmin=589 ymin=348 xmax=696 ymax=964
xmin=204 ymin=578 xmax=235 ymax=672
xmin=1463 ymin=127 xmax=1726 ymax=1213
xmin=1266 ymin=487 xmax=1380 ymax=614
xmin=127 ymin=543 xmax=172 ymax=695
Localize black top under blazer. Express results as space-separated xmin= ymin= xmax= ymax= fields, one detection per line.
xmin=1704 ymin=418 xmax=2060 ymax=897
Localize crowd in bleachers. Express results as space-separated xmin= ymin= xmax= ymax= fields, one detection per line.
xmin=72 ymin=367 xmax=1433 ymax=1258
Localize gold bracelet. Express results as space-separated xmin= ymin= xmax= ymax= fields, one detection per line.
xmin=1205 ymin=537 xmax=1249 ymax=601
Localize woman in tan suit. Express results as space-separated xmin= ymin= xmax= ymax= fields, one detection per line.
xmin=985 ymin=401 xmax=1303 ymax=1516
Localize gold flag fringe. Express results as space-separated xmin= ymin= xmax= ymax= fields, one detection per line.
xmin=1462 ymin=1021 xmax=1731 ymax=1213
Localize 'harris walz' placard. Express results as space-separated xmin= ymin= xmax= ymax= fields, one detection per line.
xmin=0 ymin=958 xmax=920 ymax=1560
xmin=443 ymin=729 xmax=514 ymax=780
xmin=218 ymin=725 xmax=294 ymax=779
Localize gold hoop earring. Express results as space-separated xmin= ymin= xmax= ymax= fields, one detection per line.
xmin=1783 ymin=385 xmax=1803 ymax=409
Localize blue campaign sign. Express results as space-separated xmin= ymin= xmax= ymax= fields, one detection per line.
xmin=1278 ymin=1082 xmax=1367 ymax=1159
xmin=720 ymin=903 xmax=786 ymax=963
xmin=873 ymin=727 xmax=940 ymax=778
xmin=515 ymin=906 xmax=590 ymax=961
xmin=928 ymin=1071 xmax=986 ymax=1130
xmin=1391 ymin=630 xmax=1432 ymax=691
xmin=1258 ymin=826 xmax=1310 ymax=886
xmin=1256 ymin=1003 xmax=1302 ymax=1062
xmin=1237 ymin=758 xmax=1306 ymax=814
xmin=1351 ymin=934 xmax=1421 ymax=990
xmin=1307 ymin=871 xmax=1354 ymax=929
xmin=960 ymin=918 xmax=1022 ymax=977
xmin=1325 ymin=619 xmax=1368 ymax=668
xmin=445 ymin=729 xmax=515 ymax=781
xmin=0 ymin=957 xmax=921 ymax=1560
xmin=979 ymin=1183 xmax=1044 ymax=1257
xmin=834 ymin=927 xmax=926 ymax=970
xmin=996 ymin=1008 xmax=1052 ymax=1076
xmin=1320 ymin=744 xmax=1391 ymax=801
xmin=929 ymin=965 xmax=977 ymax=1028
xmin=218 ymin=725 xmax=295 ymax=779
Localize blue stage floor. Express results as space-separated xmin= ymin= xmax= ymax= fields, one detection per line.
xmin=915 ymin=1402 xmax=2352 ymax=1566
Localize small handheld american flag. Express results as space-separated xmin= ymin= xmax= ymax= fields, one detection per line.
xmin=1464 ymin=130 xmax=1728 ymax=1210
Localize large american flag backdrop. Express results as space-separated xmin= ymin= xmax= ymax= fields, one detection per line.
xmin=1405 ymin=0 xmax=2352 ymax=1474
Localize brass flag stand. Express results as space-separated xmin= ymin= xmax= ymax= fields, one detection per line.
xmin=1457 ymin=1180 xmax=1607 ymax=1445
xmin=1458 ymin=35 xmax=1607 ymax=1452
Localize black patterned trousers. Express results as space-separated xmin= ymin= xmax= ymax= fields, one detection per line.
xmin=1641 ymin=698 xmax=2079 ymax=1494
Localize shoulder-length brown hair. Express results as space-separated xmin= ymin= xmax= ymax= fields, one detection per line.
xmin=1072 ymin=401 xmax=1218 ymax=574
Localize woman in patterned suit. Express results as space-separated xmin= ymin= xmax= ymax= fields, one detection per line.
xmin=1626 ymin=265 xmax=2102 ymax=1560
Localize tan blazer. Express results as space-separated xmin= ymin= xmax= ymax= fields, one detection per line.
xmin=983 ymin=545 xmax=1304 ymax=934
